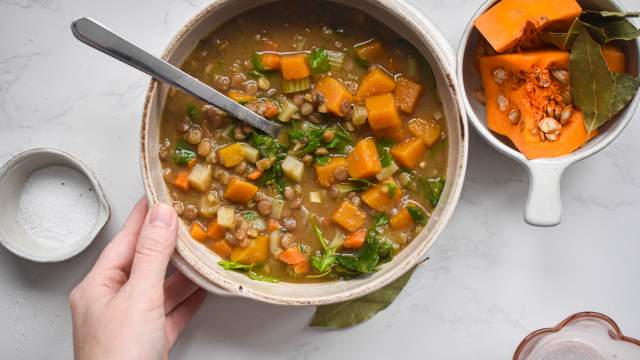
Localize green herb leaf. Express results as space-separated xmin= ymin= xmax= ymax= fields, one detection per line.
xmin=173 ymin=140 xmax=197 ymax=165
xmin=540 ymin=19 xmax=581 ymax=49
xmin=376 ymin=139 xmax=395 ymax=167
xmin=580 ymin=11 xmax=640 ymax=42
xmin=406 ymin=205 xmax=428 ymax=226
xmin=385 ymin=183 xmax=397 ymax=199
xmin=252 ymin=53 xmax=265 ymax=72
xmin=310 ymin=266 xmax=416 ymax=328
xmin=335 ymin=213 xmax=390 ymax=276
xmin=310 ymin=223 xmax=338 ymax=274
xmin=410 ymin=174 xmax=446 ymax=208
xmin=611 ymin=72 xmax=640 ymax=115
xmin=315 ymin=156 xmax=330 ymax=165
xmin=218 ymin=260 xmax=253 ymax=271
xmin=251 ymin=131 xmax=287 ymax=158
xmin=309 ymin=48 xmax=331 ymax=74
xmin=242 ymin=211 xmax=258 ymax=221
xmin=248 ymin=271 xmax=279 ymax=283
xmin=186 ymin=104 xmax=200 ymax=122
xmin=570 ymin=24 xmax=618 ymax=134
xmin=257 ymin=154 xmax=287 ymax=194
xmin=325 ymin=125 xmax=352 ymax=153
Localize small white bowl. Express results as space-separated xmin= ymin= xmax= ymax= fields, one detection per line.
xmin=0 ymin=148 xmax=110 ymax=262
xmin=457 ymin=0 xmax=640 ymax=226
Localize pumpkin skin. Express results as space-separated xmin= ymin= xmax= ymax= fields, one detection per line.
xmin=478 ymin=49 xmax=592 ymax=159
xmin=475 ymin=0 xmax=582 ymax=53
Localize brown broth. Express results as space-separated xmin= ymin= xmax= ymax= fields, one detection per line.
xmin=159 ymin=0 xmax=448 ymax=283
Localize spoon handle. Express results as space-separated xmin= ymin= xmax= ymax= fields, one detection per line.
xmin=71 ymin=17 xmax=282 ymax=138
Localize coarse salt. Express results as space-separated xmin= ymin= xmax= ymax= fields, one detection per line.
xmin=17 ymin=166 xmax=98 ymax=248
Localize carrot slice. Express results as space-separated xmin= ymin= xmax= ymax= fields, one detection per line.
xmin=189 ymin=222 xmax=208 ymax=243
xmin=210 ymin=240 xmax=232 ymax=258
xmin=247 ymin=170 xmax=263 ymax=181
xmin=343 ymin=229 xmax=367 ymax=249
xmin=173 ymin=171 xmax=190 ymax=192
xmin=224 ymin=177 xmax=258 ymax=204
xmin=293 ymin=261 xmax=310 ymax=275
xmin=260 ymin=53 xmax=281 ymax=70
xmin=278 ymin=246 xmax=307 ymax=265
xmin=268 ymin=220 xmax=281 ymax=232
xmin=206 ymin=220 xmax=225 ymax=241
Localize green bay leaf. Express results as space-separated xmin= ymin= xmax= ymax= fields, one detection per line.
xmin=540 ymin=19 xmax=580 ymax=49
xmin=310 ymin=267 xmax=416 ymax=329
xmin=580 ymin=11 xmax=640 ymax=42
xmin=570 ymin=24 xmax=617 ymax=134
xmin=611 ymin=72 xmax=640 ymax=116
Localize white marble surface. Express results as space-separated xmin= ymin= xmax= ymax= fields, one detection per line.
xmin=1 ymin=0 xmax=640 ymax=358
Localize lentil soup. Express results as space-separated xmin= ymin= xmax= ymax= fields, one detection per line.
xmin=159 ymin=0 xmax=448 ymax=283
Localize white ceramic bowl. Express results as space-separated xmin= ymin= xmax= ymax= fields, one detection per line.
xmin=457 ymin=0 xmax=640 ymax=227
xmin=141 ymin=0 xmax=468 ymax=305
xmin=0 ymin=148 xmax=110 ymax=262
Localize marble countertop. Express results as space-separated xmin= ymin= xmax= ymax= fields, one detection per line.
xmin=1 ymin=0 xmax=640 ymax=358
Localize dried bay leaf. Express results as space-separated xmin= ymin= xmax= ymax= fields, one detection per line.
xmin=611 ymin=72 xmax=640 ymax=116
xmin=570 ymin=24 xmax=616 ymax=134
xmin=310 ymin=266 xmax=417 ymax=329
xmin=580 ymin=11 xmax=640 ymax=42
xmin=540 ymin=19 xmax=580 ymax=49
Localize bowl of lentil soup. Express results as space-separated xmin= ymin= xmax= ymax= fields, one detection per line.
xmin=141 ymin=0 xmax=468 ymax=305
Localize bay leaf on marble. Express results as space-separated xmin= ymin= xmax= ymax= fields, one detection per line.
xmin=310 ymin=266 xmax=417 ymax=329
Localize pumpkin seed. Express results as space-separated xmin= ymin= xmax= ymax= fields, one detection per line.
xmin=560 ymin=105 xmax=573 ymax=124
xmin=546 ymin=103 xmax=556 ymax=118
xmin=551 ymin=69 xmax=569 ymax=85
xmin=562 ymin=90 xmax=573 ymax=105
xmin=539 ymin=117 xmax=561 ymax=134
xmin=497 ymin=94 xmax=509 ymax=112
xmin=554 ymin=104 xmax=563 ymax=120
xmin=474 ymin=89 xmax=486 ymax=105
xmin=508 ymin=109 xmax=520 ymax=124
xmin=545 ymin=133 xmax=558 ymax=141
xmin=492 ymin=67 xmax=508 ymax=84
xmin=540 ymin=78 xmax=552 ymax=88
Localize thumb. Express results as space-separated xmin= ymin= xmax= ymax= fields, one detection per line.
xmin=129 ymin=203 xmax=178 ymax=291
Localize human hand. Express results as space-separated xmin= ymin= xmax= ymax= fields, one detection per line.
xmin=70 ymin=198 xmax=206 ymax=360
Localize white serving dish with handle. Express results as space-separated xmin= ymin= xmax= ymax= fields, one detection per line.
xmin=141 ymin=0 xmax=468 ymax=304
xmin=457 ymin=0 xmax=640 ymax=227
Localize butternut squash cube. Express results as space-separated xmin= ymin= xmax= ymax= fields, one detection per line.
xmin=209 ymin=240 xmax=232 ymax=258
xmin=391 ymin=137 xmax=426 ymax=169
xmin=331 ymin=200 xmax=367 ymax=232
xmin=390 ymin=208 xmax=413 ymax=230
xmin=315 ymin=156 xmax=347 ymax=187
xmin=230 ymin=235 xmax=269 ymax=265
xmin=218 ymin=143 xmax=245 ymax=168
xmin=356 ymin=67 xmax=396 ymax=99
xmin=347 ymin=138 xmax=382 ymax=179
xmin=224 ymin=177 xmax=258 ymax=204
xmin=394 ymin=77 xmax=423 ymax=114
xmin=365 ymin=93 xmax=402 ymax=131
xmin=315 ymin=77 xmax=354 ymax=117
xmin=361 ymin=179 xmax=402 ymax=212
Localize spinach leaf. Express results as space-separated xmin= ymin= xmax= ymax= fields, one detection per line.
xmin=186 ymin=103 xmax=200 ymax=122
xmin=315 ymin=156 xmax=330 ymax=166
xmin=325 ymin=125 xmax=352 ymax=154
xmin=248 ymin=272 xmax=279 ymax=283
xmin=335 ymin=213 xmax=390 ymax=276
xmin=251 ymin=131 xmax=287 ymax=158
xmin=257 ymin=154 xmax=287 ymax=194
xmin=219 ymin=260 xmax=280 ymax=283
xmin=309 ymin=48 xmax=331 ymax=74
xmin=411 ymin=174 xmax=446 ymax=208
xmin=288 ymin=122 xmax=325 ymax=155
xmin=310 ymin=223 xmax=338 ymax=274
xmin=376 ymin=139 xmax=395 ymax=167
xmin=173 ymin=140 xmax=197 ymax=165
xmin=218 ymin=260 xmax=252 ymax=271
xmin=385 ymin=183 xmax=397 ymax=199
xmin=406 ymin=205 xmax=428 ymax=226
xmin=310 ymin=266 xmax=417 ymax=328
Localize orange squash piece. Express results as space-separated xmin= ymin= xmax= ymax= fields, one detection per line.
xmin=172 ymin=171 xmax=190 ymax=192
xmin=293 ymin=261 xmax=310 ymax=275
xmin=230 ymin=235 xmax=269 ymax=265
xmin=365 ymin=93 xmax=402 ymax=131
xmin=394 ymin=77 xmax=423 ymax=114
xmin=331 ymin=200 xmax=367 ymax=232
xmin=361 ymin=179 xmax=403 ymax=212
xmin=602 ymin=44 xmax=626 ymax=73
xmin=315 ymin=156 xmax=347 ymax=187
xmin=278 ymin=247 xmax=307 ymax=265
xmin=390 ymin=208 xmax=413 ymax=230
xmin=228 ymin=90 xmax=257 ymax=104
xmin=218 ymin=143 xmax=245 ymax=168
xmin=315 ymin=77 xmax=354 ymax=117
xmin=224 ymin=177 xmax=258 ymax=204
xmin=474 ymin=0 xmax=582 ymax=53
xmin=347 ymin=138 xmax=382 ymax=179
xmin=391 ymin=137 xmax=426 ymax=169
xmin=356 ymin=68 xmax=396 ymax=99
xmin=259 ymin=53 xmax=281 ymax=70
xmin=206 ymin=220 xmax=226 ymax=241
xmin=280 ymin=54 xmax=311 ymax=80
xmin=343 ymin=229 xmax=367 ymax=249
xmin=372 ymin=125 xmax=405 ymax=142
xmin=210 ymin=240 xmax=232 ymax=258
xmin=408 ymin=118 xmax=442 ymax=147
xmin=189 ymin=222 xmax=208 ymax=243
xmin=478 ymin=50 xmax=591 ymax=159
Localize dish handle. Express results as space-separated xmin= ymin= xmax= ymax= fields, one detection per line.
xmin=524 ymin=160 xmax=570 ymax=227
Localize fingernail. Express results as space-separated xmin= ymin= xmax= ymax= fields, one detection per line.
xmin=149 ymin=203 xmax=175 ymax=227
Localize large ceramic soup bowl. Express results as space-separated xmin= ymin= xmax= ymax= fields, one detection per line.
xmin=141 ymin=0 xmax=468 ymax=305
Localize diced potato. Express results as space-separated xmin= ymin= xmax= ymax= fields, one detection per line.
xmin=230 ymin=235 xmax=269 ymax=265
xmin=309 ymin=192 xmax=322 ymax=203
xmin=242 ymin=144 xmax=260 ymax=163
xmin=270 ymin=198 xmax=285 ymax=220
xmin=218 ymin=143 xmax=245 ymax=168
xmin=282 ymin=155 xmax=304 ymax=182
xmin=217 ymin=206 xmax=236 ymax=229
xmin=376 ymin=161 xmax=399 ymax=181
xmin=200 ymin=196 xmax=219 ymax=218
xmin=187 ymin=163 xmax=212 ymax=192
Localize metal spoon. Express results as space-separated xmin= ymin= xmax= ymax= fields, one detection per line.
xmin=71 ymin=17 xmax=282 ymax=138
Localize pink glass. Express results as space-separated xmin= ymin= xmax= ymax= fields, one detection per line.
xmin=514 ymin=312 xmax=640 ymax=360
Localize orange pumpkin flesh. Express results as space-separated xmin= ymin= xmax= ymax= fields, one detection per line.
xmin=478 ymin=49 xmax=593 ymax=159
xmin=475 ymin=0 xmax=582 ymax=53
